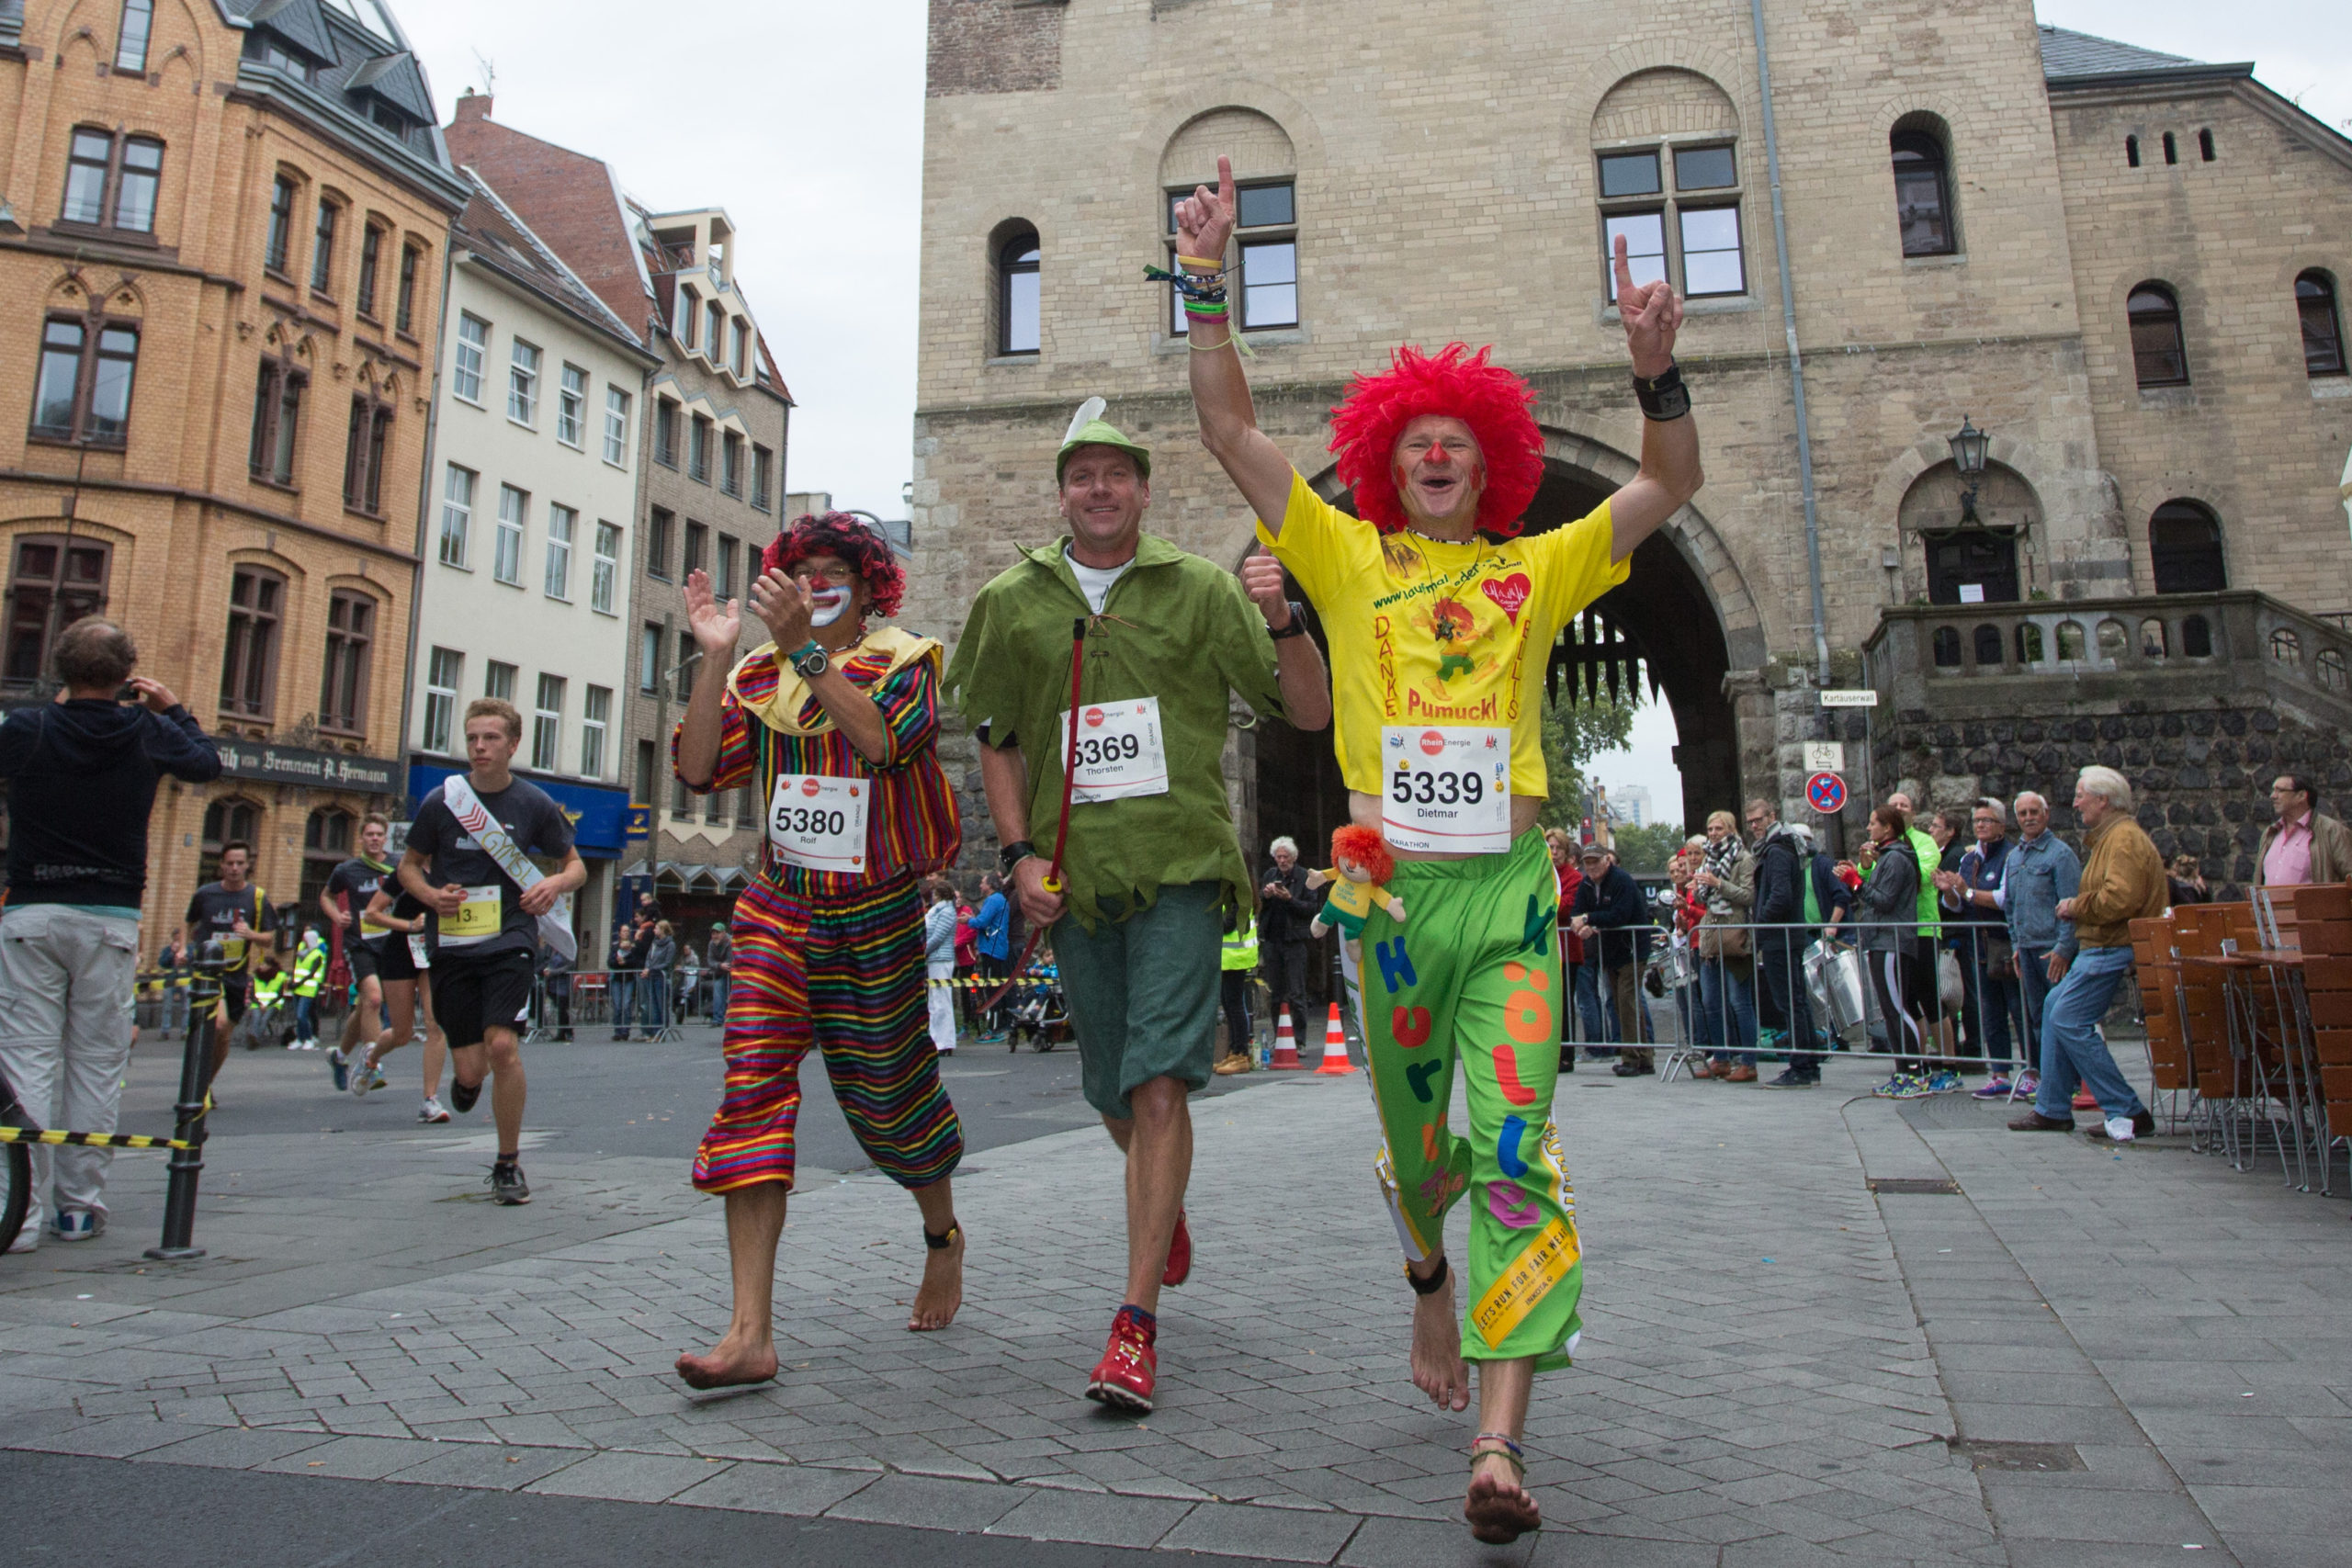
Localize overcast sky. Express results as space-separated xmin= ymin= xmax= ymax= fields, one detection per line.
xmin=391 ymin=1 xmax=2345 ymax=830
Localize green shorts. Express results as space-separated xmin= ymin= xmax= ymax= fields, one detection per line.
xmin=1054 ymin=881 xmax=1223 ymax=1120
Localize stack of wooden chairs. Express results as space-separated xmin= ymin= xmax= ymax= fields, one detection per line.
xmin=2298 ymin=886 xmax=2352 ymax=1151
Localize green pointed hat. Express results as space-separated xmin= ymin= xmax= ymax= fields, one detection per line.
xmin=1056 ymin=397 xmax=1151 ymax=484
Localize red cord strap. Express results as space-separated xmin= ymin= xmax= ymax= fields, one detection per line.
xmin=984 ymin=618 xmax=1087 ymax=1013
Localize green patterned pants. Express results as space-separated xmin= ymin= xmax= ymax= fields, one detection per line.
xmin=1342 ymin=829 xmax=1583 ymax=1370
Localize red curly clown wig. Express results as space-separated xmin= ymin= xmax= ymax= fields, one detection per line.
xmin=1327 ymin=343 xmax=1544 ymax=538
xmin=1330 ymin=824 xmax=1396 ymax=885
xmin=762 ymin=512 xmax=905 ymax=620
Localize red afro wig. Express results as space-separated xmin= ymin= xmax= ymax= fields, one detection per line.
xmin=1330 ymin=824 xmax=1396 ymax=885
xmin=1327 ymin=343 xmax=1544 ymax=538
xmin=763 ymin=512 xmax=905 ymax=620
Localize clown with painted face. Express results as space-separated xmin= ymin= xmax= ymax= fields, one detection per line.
xmin=670 ymin=512 xmax=968 ymax=1391
xmin=1178 ymin=156 xmax=1704 ymax=1544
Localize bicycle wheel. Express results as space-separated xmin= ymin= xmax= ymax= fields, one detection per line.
xmin=0 ymin=1137 xmax=29 ymax=1258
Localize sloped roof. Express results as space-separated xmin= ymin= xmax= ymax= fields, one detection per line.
xmin=347 ymin=50 xmax=434 ymax=123
xmin=2037 ymin=25 xmax=2239 ymax=83
xmin=457 ymin=170 xmax=648 ymax=356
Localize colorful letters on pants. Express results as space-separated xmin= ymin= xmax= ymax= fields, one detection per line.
xmin=692 ymin=872 xmax=963 ymax=1194
xmin=1351 ymin=829 xmax=1582 ymax=1371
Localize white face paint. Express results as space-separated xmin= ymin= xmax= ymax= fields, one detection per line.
xmin=808 ymin=588 xmax=850 ymax=627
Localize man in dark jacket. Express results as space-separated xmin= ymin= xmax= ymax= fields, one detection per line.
xmin=1572 ymin=846 xmax=1652 ymax=1076
xmin=1746 ymin=802 xmax=1849 ymax=1088
xmin=1256 ymin=835 xmax=1323 ymax=1044
xmin=0 ymin=618 xmax=219 ymax=1248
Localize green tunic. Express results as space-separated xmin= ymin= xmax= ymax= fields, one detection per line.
xmin=945 ymin=533 xmax=1286 ymax=930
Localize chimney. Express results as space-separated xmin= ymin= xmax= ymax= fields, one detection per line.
xmin=454 ymin=89 xmax=492 ymax=123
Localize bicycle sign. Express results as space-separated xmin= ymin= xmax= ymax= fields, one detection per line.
xmin=1806 ymin=772 xmax=1848 ymax=815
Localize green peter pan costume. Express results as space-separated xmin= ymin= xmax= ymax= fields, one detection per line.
xmin=944 ymin=406 xmax=1290 ymax=1117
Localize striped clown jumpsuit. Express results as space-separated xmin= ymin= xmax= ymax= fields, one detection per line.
xmin=675 ymin=631 xmax=964 ymax=1194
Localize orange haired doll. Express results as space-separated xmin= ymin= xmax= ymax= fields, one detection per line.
xmin=1308 ymin=825 xmax=1408 ymax=940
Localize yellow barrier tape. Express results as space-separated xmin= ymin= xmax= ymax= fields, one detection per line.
xmin=0 ymin=1125 xmax=194 ymax=1152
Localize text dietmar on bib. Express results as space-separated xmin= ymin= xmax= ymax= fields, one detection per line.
xmin=1383 ymin=725 xmax=1511 ymax=854
xmin=1061 ymin=696 xmax=1170 ymax=804
xmin=767 ymin=773 xmax=870 ymax=873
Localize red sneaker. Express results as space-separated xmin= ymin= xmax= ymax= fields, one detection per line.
xmin=1085 ymin=1307 xmax=1158 ymax=1413
xmin=1161 ymin=1210 xmax=1192 ymax=1289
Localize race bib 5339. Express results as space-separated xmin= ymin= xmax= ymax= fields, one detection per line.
xmin=1382 ymin=725 xmax=1511 ymax=854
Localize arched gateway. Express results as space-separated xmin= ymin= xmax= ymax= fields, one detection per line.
xmin=1250 ymin=435 xmax=1761 ymax=872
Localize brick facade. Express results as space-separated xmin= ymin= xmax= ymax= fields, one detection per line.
xmin=0 ymin=0 xmax=465 ymax=956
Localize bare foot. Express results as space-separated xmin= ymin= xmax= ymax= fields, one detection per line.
xmin=1409 ymin=1264 xmax=1471 ymax=1411
xmin=674 ymin=1335 xmax=779 ymax=1390
xmin=908 ymin=1224 xmax=965 ymax=1332
xmin=1464 ymin=1450 xmax=1540 ymax=1544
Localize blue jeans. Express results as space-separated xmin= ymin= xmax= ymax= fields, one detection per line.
xmin=2015 ymin=947 xmax=2057 ymax=1077
xmin=636 ymin=972 xmax=669 ymax=1032
xmin=1573 ymin=960 xmax=1616 ymax=1045
xmin=2033 ymin=945 xmax=2144 ymax=1122
xmin=610 ymin=974 xmax=634 ymax=1035
xmin=1699 ymin=955 xmax=1758 ymax=1064
xmin=1965 ymin=951 xmax=2024 ymax=1073
xmin=293 ymin=995 xmax=317 ymax=1041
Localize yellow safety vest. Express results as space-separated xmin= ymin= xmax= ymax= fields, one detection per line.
xmin=1221 ymin=915 xmax=1259 ymax=973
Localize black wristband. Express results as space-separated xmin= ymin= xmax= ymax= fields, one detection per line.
xmin=1269 ymin=603 xmax=1309 ymax=641
xmin=998 ymin=840 xmax=1037 ymax=876
xmin=1407 ymin=1255 xmax=1450 ymax=1296
xmin=1633 ymin=361 xmax=1690 ymax=422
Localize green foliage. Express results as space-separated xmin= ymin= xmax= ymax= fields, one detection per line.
xmin=1609 ymin=820 xmax=1687 ymax=874
xmin=1538 ymin=694 xmax=1638 ymax=833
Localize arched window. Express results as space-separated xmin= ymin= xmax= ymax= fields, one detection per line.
xmin=1931 ymin=626 xmax=1962 ymax=668
xmin=2056 ymin=622 xmax=2086 ymax=662
xmin=2270 ymin=629 xmax=2301 ymax=667
xmin=1972 ymin=625 xmax=2003 ymax=667
xmin=1890 ymin=124 xmax=1954 ymax=257
xmin=2149 ymin=500 xmax=2225 ymax=594
xmin=995 ymin=227 xmax=1040 ymax=356
xmin=2320 ymin=649 xmax=2350 ymax=694
xmin=2096 ymin=619 xmax=2128 ymax=660
xmin=2125 ymin=135 xmax=2140 ymax=168
xmin=2181 ymin=615 xmax=2212 ymax=658
xmin=2300 ymin=271 xmax=2346 ymax=378
xmin=199 ymin=796 xmax=262 ymax=885
xmin=2140 ymin=619 xmax=2168 ymax=659
xmin=2015 ymin=623 xmax=2045 ymax=665
xmin=2198 ymin=129 xmax=2215 ymax=163
xmin=2162 ymin=131 xmax=2178 ymax=166
xmin=2128 ymin=284 xmax=2188 ymax=387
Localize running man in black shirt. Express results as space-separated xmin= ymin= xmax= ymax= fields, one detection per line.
xmin=397 ymin=698 xmax=583 ymax=1204
xmin=321 ymin=813 xmax=397 ymax=1090
xmin=177 ymin=841 xmax=275 ymax=1086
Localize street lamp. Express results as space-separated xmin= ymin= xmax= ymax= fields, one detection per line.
xmin=1948 ymin=415 xmax=1989 ymax=526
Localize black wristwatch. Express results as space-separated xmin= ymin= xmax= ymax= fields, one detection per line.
xmin=1633 ymin=361 xmax=1690 ymax=422
xmin=998 ymin=840 xmax=1038 ymax=876
xmin=1269 ymin=603 xmax=1308 ymax=641
xmin=788 ymin=640 xmax=829 ymax=678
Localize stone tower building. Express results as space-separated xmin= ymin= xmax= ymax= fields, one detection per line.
xmin=910 ymin=0 xmax=2352 ymax=890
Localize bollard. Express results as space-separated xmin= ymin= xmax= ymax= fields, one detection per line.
xmin=145 ymin=939 xmax=220 ymax=1261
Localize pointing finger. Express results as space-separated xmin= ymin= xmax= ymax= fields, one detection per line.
xmin=1217 ymin=153 xmax=1235 ymax=210
xmin=1612 ymin=232 xmax=1634 ymax=297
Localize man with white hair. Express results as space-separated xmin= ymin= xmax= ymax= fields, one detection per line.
xmin=1257 ymin=833 xmax=1321 ymax=1045
xmin=2009 ymin=768 xmax=2166 ymax=1141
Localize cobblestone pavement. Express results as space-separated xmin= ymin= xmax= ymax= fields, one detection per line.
xmin=5 ymin=1038 xmax=2347 ymax=1566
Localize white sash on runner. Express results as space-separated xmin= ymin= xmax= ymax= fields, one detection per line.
xmin=441 ymin=775 xmax=577 ymax=961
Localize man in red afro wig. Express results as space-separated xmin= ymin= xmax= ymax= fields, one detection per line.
xmin=1329 ymin=344 xmax=1545 ymax=538
xmin=1173 ymin=154 xmax=1704 ymax=1546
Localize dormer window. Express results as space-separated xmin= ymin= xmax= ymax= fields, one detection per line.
xmin=242 ymin=30 xmax=315 ymax=82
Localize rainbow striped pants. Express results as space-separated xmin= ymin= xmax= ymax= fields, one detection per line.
xmin=692 ymin=873 xmax=963 ymax=1194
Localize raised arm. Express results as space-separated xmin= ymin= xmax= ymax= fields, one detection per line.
xmin=1600 ymin=235 xmax=1703 ymax=564
xmin=673 ymin=569 xmax=741 ymax=788
xmin=1178 ymin=156 xmax=1301 ymax=533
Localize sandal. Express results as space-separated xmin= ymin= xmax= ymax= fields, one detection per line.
xmin=1464 ymin=1432 xmax=1540 ymax=1544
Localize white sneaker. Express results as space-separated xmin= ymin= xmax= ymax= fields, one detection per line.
xmin=2103 ymin=1115 xmax=2137 ymax=1144
xmin=350 ymin=1049 xmax=378 ymax=1098
xmin=418 ymin=1097 xmax=450 ymax=1123
xmin=6 ymin=1227 xmax=35 ymax=1254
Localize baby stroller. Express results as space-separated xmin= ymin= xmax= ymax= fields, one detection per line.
xmin=1005 ymin=960 xmax=1072 ymax=1052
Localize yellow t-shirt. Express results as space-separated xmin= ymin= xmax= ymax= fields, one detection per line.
xmin=1260 ymin=472 xmax=1625 ymax=798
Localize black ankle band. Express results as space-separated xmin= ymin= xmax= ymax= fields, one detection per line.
xmin=1407 ymin=1255 xmax=1449 ymax=1296
xmin=924 ymin=1223 xmax=960 ymax=1250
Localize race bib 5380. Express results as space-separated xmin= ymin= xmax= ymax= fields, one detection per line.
xmin=1382 ymin=725 xmax=1511 ymax=854
xmin=767 ymin=773 xmax=869 ymax=874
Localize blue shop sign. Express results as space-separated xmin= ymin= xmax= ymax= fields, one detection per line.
xmin=405 ymin=763 xmax=632 ymax=858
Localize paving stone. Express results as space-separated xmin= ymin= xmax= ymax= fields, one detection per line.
xmin=823 ymin=1472 xmax=1025 ymax=1530
xmin=258 ymin=1435 xmax=441 ymax=1480
xmin=383 ymin=1442 xmax=587 ymax=1491
xmin=669 ymin=1461 xmax=879 ymax=1517
xmin=133 ymin=1426 xmax=335 ymax=1469
xmin=982 ymin=1485 xmax=1192 ymax=1546
xmin=526 ymin=1450 xmax=733 ymax=1502
xmin=1159 ymin=1498 xmax=1362 ymax=1561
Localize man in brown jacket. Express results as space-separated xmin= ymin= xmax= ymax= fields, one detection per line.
xmin=2011 ymin=766 xmax=2168 ymax=1141
xmin=2254 ymin=774 xmax=2352 ymax=891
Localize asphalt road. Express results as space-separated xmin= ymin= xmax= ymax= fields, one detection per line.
xmin=124 ymin=1020 xmax=1283 ymax=1177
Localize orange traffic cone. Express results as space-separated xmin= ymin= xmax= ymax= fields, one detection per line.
xmin=1316 ymin=1002 xmax=1355 ymax=1075
xmin=1269 ymin=1010 xmax=1304 ymax=1069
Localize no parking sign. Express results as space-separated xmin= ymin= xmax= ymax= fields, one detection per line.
xmin=1806 ymin=772 xmax=1848 ymax=816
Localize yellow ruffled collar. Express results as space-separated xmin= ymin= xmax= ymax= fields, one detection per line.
xmin=729 ymin=626 xmax=942 ymax=736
